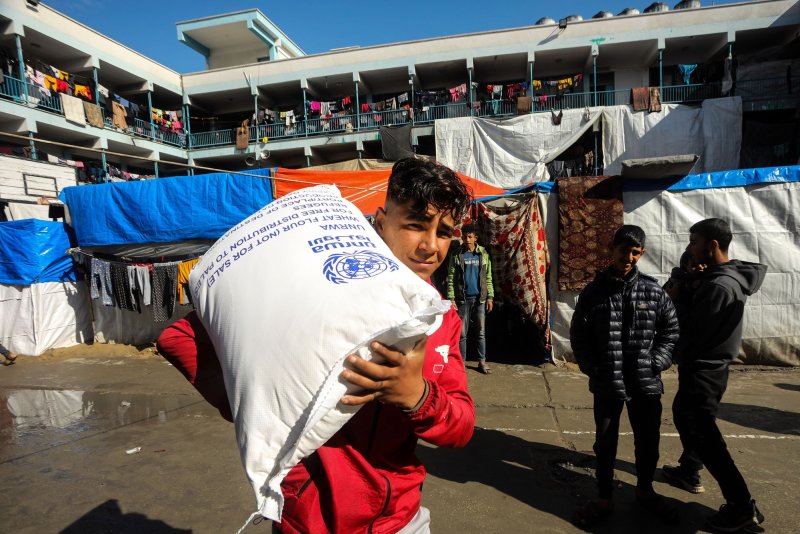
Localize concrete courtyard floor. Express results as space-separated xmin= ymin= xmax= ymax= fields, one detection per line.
xmin=1 ymin=345 xmax=798 ymax=533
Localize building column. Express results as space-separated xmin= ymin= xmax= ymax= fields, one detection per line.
xmin=147 ymin=89 xmax=155 ymax=141
xmin=302 ymin=87 xmax=308 ymax=138
xmin=15 ymin=34 xmax=29 ymax=105
xmin=355 ymin=78 xmax=360 ymax=132
xmin=659 ymin=48 xmax=663 ymax=96
xmin=592 ymin=44 xmax=599 ymax=107
xmin=409 ymin=74 xmax=415 ymax=125
xmin=101 ymin=151 xmax=107 ymax=183
xmin=154 ymin=160 xmax=159 ymax=178
xmin=529 ymin=60 xmax=534 ymax=96
xmin=467 ymin=67 xmax=474 ymax=117
xmin=92 ymin=67 xmax=100 ymax=105
xmin=183 ymin=103 xmax=193 ymax=150
xmin=27 ymin=131 xmax=36 ymax=160
xmin=728 ymin=43 xmax=734 ymax=96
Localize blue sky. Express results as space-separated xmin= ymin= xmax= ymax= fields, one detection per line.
xmin=46 ymin=0 xmax=740 ymax=73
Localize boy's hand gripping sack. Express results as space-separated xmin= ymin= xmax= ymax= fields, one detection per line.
xmin=189 ymin=185 xmax=450 ymax=521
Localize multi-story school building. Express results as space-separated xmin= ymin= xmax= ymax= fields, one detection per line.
xmin=0 ymin=0 xmax=798 ymax=181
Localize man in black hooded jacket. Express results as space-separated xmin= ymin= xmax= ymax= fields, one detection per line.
xmin=662 ymin=218 xmax=767 ymax=532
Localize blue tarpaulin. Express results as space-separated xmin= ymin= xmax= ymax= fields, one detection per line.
xmin=59 ymin=169 xmax=274 ymax=247
xmin=0 ymin=220 xmax=76 ymax=285
xmin=621 ymin=165 xmax=800 ymax=192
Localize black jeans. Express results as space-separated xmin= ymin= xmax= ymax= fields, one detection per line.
xmin=672 ymin=365 xmax=751 ymax=505
xmin=593 ymin=394 xmax=662 ymax=498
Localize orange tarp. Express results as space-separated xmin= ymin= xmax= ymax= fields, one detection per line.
xmin=273 ymin=167 xmax=506 ymax=214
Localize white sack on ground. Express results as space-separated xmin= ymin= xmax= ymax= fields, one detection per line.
xmin=435 ymin=109 xmax=601 ymax=188
xmin=602 ymin=97 xmax=742 ymax=176
xmin=0 ymin=281 xmax=91 ymax=356
xmin=189 ymin=185 xmax=449 ymax=521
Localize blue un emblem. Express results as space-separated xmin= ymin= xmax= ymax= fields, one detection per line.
xmin=323 ymin=250 xmax=398 ymax=284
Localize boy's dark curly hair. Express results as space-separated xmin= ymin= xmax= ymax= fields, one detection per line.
xmin=386 ymin=158 xmax=471 ymax=221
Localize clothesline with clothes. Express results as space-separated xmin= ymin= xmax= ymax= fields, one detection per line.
xmin=69 ymin=249 xmax=200 ymax=322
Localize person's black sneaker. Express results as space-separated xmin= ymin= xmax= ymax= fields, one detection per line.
xmin=662 ymin=464 xmax=705 ymax=494
xmin=705 ymin=500 xmax=764 ymax=532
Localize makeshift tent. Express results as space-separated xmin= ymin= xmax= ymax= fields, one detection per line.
xmin=549 ymin=166 xmax=800 ymax=367
xmin=435 ymin=108 xmax=602 ymax=188
xmin=273 ymin=167 xmax=507 ymax=214
xmin=57 ymin=169 xmax=275 ymax=346
xmin=0 ymin=219 xmax=91 ymax=355
xmin=434 ymin=97 xmax=741 ymax=188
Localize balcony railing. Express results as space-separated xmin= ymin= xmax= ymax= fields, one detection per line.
xmin=4 ymin=72 xmax=798 ymax=153
xmin=0 ymin=75 xmax=186 ymax=149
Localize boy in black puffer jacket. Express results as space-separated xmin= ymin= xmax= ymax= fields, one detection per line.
xmin=570 ymin=225 xmax=680 ymax=527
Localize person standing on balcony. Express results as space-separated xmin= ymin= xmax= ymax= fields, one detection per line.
xmin=662 ymin=218 xmax=767 ymax=532
xmin=570 ymin=225 xmax=679 ymax=527
xmin=446 ymin=224 xmax=494 ymax=374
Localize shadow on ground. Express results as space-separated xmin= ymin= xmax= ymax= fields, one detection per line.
xmin=774 ymin=382 xmax=800 ymax=393
xmin=717 ymin=402 xmax=800 ymax=435
xmin=418 ymin=427 xmax=717 ymax=533
xmin=59 ymin=499 xmax=191 ymax=534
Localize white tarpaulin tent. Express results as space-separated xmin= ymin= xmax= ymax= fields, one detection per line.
xmin=549 ymin=167 xmax=800 ymax=367
xmin=0 ymin=220 xmax=92 ymax=356
xmin=435 ymin=108 xmax=602 ymax=188
xmin=435 ymin=97 xmax=742 ymax=189
xmin=602 ymin=97 xmax=742 ymax=176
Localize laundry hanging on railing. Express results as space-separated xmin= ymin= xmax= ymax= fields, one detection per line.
xmin=71 ymin=250 xmax=200 ymax=322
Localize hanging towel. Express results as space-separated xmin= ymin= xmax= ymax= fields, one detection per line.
xmin=111 ymin=101 xmax=128 ymax=129
xmin=631 ymin=87 xmax=650 ymax=111
xmin=516 ymin=96 xmax=532 ymax=114
xmin=97 ymin=84 xmax=109 ymax=98
xmin=61 ymin=94 xmax=87 ymax=125
xmin=235 ymin=119 xmax=249 ymax=150
xmin=177 ymin=258 xmax=200 ymax=305
xmin=83 ymin=101 xmax=104 ymax=128
xmin=648 ymin=87 xmax=662 ymax=113
xmin=152 ymin=263 xmax=178 ymax=322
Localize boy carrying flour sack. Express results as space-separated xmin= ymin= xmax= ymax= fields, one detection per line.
xmin=158 ymin=157 xmax=475 ymax=533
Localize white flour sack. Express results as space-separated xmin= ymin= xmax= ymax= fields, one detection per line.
xmin=189 ymin=184 xmax=449 ymax=522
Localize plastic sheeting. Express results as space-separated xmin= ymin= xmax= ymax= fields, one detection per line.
xmin=0 ymin=281 xmax=92 ymax=356
xmin=435 ymin=109 xmax=602 ymax=188
xmin=602 ymin=97 xmax=742 ymax=177
xmin=273 ymin=167 xmax=506 ymax=215
xmin=549 ymin=174 xmax=800 ymax=367
xmin=0 ymin=220 xmax=76 ymax=285
xmin=91 ymin=301 xmax=193 ymax=346
xmin=59 ymin=169 xmax=273 ymax=247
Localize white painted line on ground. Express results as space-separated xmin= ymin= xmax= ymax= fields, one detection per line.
xmin=484 ymin=427 xmax=800 ymax=440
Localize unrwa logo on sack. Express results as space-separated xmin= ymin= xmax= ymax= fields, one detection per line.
xmin=323 ymin=250 xmax=398 ymax=284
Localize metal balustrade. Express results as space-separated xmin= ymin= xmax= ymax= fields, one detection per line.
xmin=0 ymin=76 xmax=25 ymax=102
xmin=414 ymin=102 xmax=470 ymax=124
xmin=661 ymin=83 xmax=722 ymax=103
xmin=3 ymin=71 xmax=797 ymax=153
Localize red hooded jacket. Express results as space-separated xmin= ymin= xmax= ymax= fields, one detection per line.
xmin=157 ymin=307 xmax=474 ymax=533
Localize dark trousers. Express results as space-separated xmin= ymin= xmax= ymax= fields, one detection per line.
xmin=673 ymin=365 xmax=751 ymax=505
xmin=593 ymin=394 xmax=662 ymax=498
